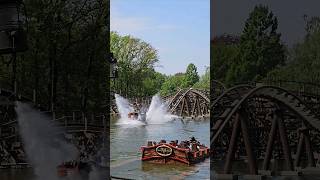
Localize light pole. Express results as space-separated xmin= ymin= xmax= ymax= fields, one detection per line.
xmin=109 ymin=52 xmax=118 ymax=95
xmin=109 ymin=52 xmax=118 ymax=79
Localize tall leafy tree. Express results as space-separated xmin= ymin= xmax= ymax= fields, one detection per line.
xmin=160 ymin=73 xmax=184 ymax=96
xmin=211 ymin=34 xmax=239 ymax=85
xmin=183 ymin=63 xmax=199 ymax=88
xmin=267 ymin=16 xmax=320 ymax=83
xmin=226 ymin=5 xmax=285 ymax=84
xmin=0 ymin=0 xmax=108 ymax=114
xmin=193 ymin=67 xmax=210 ymax=90
xmin=110 ymin=32 xmax=163 ymax=97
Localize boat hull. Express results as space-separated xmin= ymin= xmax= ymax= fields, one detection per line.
xmin=141 ymin=143 xmax=209 ymax=165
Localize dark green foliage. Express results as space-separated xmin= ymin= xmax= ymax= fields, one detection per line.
xmin=211 ymin=7 xmax=319 ymax=88
xmin=160 ymin=73 xmax=184 ymax=96
xmin=211 ymin=39 xmax=239 ymax=85
xmin=0 ymin=0 xmax=108 ymax=114
xmin=110 ymin=32 xmax=166 ymax=97
xmin=267 ymin=16 xmax=320 ymax=83
xmin=193 ymin=67 xmax=210 ymax=90
xmin=226 ymin=5 xmax=285 ymax=85
xmin=160 ymin=63 xmax=208 ymax=96
xmin=111 ymin=32 xmax=207 ymax=97
xmin=183 ymin=63 xmax=199 ymax=87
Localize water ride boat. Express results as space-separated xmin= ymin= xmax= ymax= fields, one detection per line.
xmin=128 ymin=112 xmax=139 ymax=120
xmin=141 ymin=137 xmax=209 ymax=165
xmin=128 ymin=111 xmax=146 ymax=123
xmin=57 ymin=160 xmax=91 ymax=177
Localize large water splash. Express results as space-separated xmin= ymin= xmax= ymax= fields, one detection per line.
xmin=114 ymin=94 xmax=145 ymax=126
xmin=114 ymin=94 xmax=176 ymax=125
xmin=15 ymin=102 xmax=78 ymax=180
xmin=146 ymin=94 xmax=177 ymax=124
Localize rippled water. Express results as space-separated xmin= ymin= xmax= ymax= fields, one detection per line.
xmin=110 ymin=117 xmax=210 ymax=179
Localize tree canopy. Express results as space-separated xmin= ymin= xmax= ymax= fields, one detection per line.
xmin=183 ymin=63 xmax=200 ymax=87
xmin=160 ymin=63 xmax=207 ymax=96
xmin=110 ymin=31 xmax=165 ymax=97
xmin=0 ymin=0 xmax=108 ymax=114
xmin=266 ymin=16 xmax=320 ymax=83
xmin=213 ymin=5 xmax=286 ymax=86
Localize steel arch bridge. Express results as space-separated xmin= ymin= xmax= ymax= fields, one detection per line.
xmin=0 ymin=88 xmax=107 ymax=167
xmin=211 ymin=81 xmax=320 ymax=175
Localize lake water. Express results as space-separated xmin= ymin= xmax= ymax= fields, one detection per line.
xmin=110 ymin=117 xmax=210 ymax=179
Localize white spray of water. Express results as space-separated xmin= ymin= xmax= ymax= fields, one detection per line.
xmin=114 ymin=94 xmax=176 ymax=125
xmin=114 ymin=94 xmax=145 ymax=126
xmin=15 ymin=102 xmax=79 ymax=180
xmin=146 ymin=94 xmax=177 ymax=124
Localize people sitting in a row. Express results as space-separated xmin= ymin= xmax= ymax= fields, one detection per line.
xmin=147 ymin=137 xmax=203 ymax=152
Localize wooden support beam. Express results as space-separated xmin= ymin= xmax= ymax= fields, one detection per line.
xmin=263 ymin=114 xmax=278 ymax=170
xmin=304 ymin=130 xmax=315 ymax=167
xmin=191 ymin=98 xmax=197 ymax=116
xmin=185 ymin=98 xmax=190 ymax=116
xmin=294 ymin=132 xmax=304 ymax=167
xmin=223 ymin=113 xmax=240 ymax=174
xmin=277 ymin=112 xmax=293 ymax=171
xmin=180 ymin=97 xmax=185 ymax=117
xmin=240 ymin=111 xmax=258 ymax=174
xmin=196 ymin=97 xmax=201 ymax=117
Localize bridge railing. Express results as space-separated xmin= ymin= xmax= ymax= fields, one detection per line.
xmin=51 ymin=111 xmax=106 ymax=128
xmin=233 ymin=80 xmax=320 ymax=98
xmin=261 ymin=80 xmax=320 ymax=97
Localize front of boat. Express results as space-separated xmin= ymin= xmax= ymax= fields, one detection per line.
xmin=57 ymin=160 xmax=91 ymax=178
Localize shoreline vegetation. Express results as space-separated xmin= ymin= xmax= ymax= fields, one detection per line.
xmin=212 ymin=5 xmax=320 ymax=87
xmin=110 ymin=31 xmax=209 ymax=98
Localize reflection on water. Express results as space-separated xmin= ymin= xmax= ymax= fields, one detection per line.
xmin=110 ymin=118 xmax=210 ymax=179
xmin=0 ymin=168 xmax=109 ymax=180
xmin=0 ymin=169 xmax=35 ymax=180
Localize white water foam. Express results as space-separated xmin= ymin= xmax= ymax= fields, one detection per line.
xmin=114 ymin=94 xmax=146 ymax=126
xmin=15 ymin=102 xmax=78 ymax=180
xmin=114 ymin=94 xmax=176 ymax=126
xmin=16 ymin=102 xmax=110 ymax=180
xmin=146 ymin=94 xmax=177 ymax=124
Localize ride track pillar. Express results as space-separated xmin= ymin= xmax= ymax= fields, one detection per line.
xmin=223 ymin=110 xmax=258 ymax=175
xmin=223 ymin=113 xmax=240 ymax=174
xmin=304 ymin=130 xmax=315 ymax=167
xmin=239 ymin=111 xmax=258 ymax=175
xmin=263 ymin=110 xmax=294 ymax=171
xmin=262 ymin=114 xmax=278 ymax=170
xmin=277 ymin=110 xmax=293 ymax=171
xmin=294 ymin=124 xmax=315 ymax=168
xmin=294 ymin=129 xmax=305 ymax=167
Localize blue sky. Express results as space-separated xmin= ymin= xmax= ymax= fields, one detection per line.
xmin=111 ymin=0 xmax=210 ymax=75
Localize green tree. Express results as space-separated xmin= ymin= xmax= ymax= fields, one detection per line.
xmin=267 ymin=16 xmax=320 ymax=83
xmin=160 ymin=73 xmax=184 ymax=96
xmin=110 ymin=32 xmax=161 ymax=97
xmin=0 ymin=0 xmax=108 ymax=114
xmin=193 ymin=67 xmax=210 ymax=90
xmin=226 ymin=5 xmax=285 ymax=84
xmin=183 ymin=63 xmax=199 ymax=88
xmin=211 ymin=35 xmax=239 ymax=85
xmin=142 ymin=70 xmax=167 ymax=96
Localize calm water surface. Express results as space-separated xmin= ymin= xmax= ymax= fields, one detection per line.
xmin=110 ymin=117 xmax=210 ymax=179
